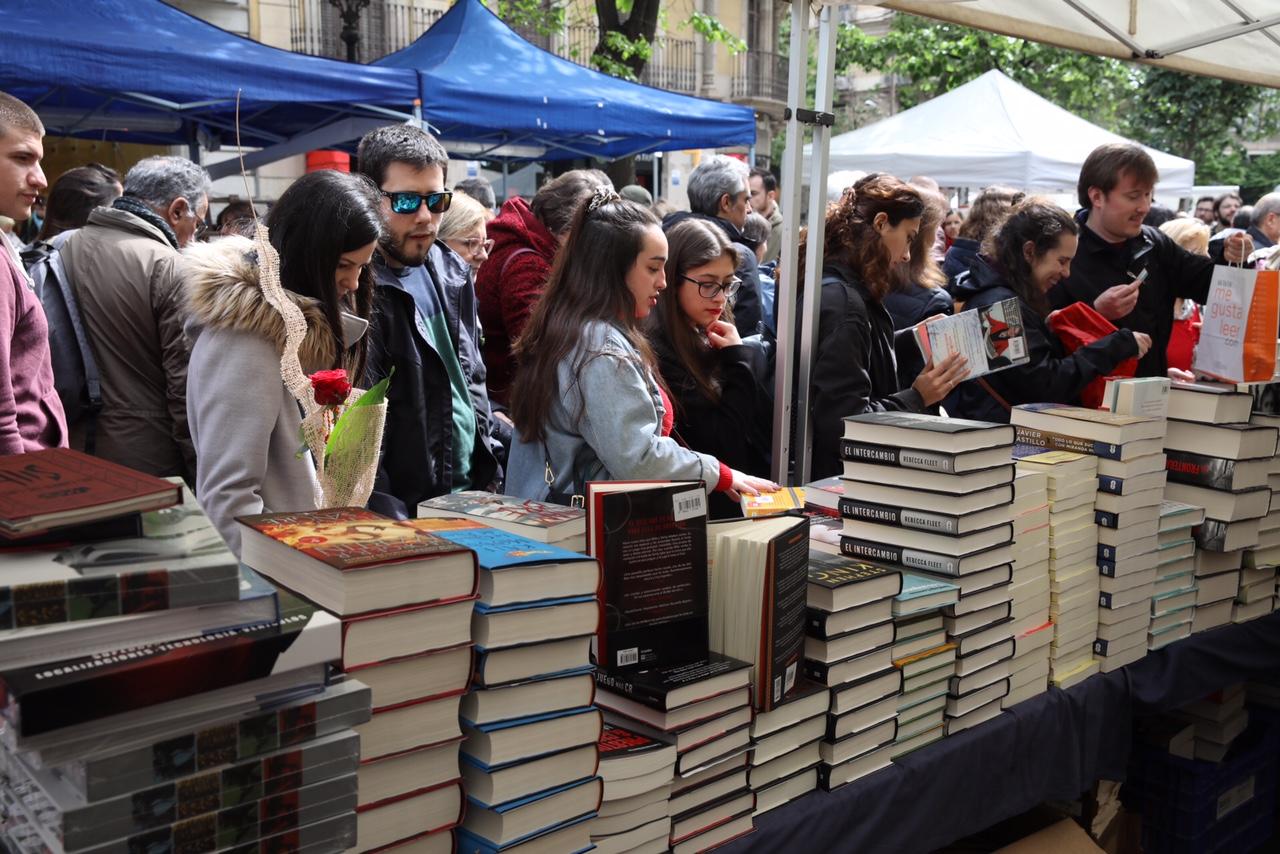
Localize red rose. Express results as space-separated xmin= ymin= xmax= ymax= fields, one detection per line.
xmin=310 ymin=369 xmax=351 ymax=406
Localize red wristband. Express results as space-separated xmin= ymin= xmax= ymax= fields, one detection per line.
xmin=715 ymin=462 xmax=733 ymax=492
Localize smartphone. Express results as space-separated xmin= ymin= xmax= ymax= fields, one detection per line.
xmin=1130 ymin=267 xmax=1149 ymax=286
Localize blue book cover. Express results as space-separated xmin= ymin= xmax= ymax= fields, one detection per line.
xmin=408 ymin=520 xmax=593 ymax=569
xmin=474 ymin=594 xmax=596 ymax=616
xmin=895 ymin=571 xmax=959 ymax=602
xmin=465 ymin=774 xmax=600 ymax=810
xmin=455 ymin=812 xmax=595 ymax=854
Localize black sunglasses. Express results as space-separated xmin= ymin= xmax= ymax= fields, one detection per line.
xmin=682 ymin=275 xmax=742 ymax=299
xmin=381 ymin=190 xmax=453 ymax=215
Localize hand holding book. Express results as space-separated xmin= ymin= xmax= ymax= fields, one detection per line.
xmin=912 ymin=299 xmax=1030 ymax=383
xmin=912 ymin=351 xmax=968 ymax=406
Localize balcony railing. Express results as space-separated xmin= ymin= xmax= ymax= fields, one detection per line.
xmin=541 ymin=24 xmax=697 ymax=95
xmin=731 ymin=50 xmax=788 ymax=104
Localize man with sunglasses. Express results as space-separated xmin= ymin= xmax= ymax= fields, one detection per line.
xmin=358 ymin=125 xmax=501 ymax=518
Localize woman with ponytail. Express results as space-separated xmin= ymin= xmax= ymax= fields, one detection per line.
xmin=505 ymin=188 xmax=777 ymax=503
xmin=946 ymin=198 xmax=1151 ymax=423
xmin=808 ymin=173 xmax=967 ymax=480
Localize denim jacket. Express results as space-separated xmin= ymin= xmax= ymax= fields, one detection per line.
xmin=506 ymin=320 xmax=720 ymax=500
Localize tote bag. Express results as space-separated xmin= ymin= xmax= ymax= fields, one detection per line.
xmin=1193 ymin=264 xmax=1280 ymax=383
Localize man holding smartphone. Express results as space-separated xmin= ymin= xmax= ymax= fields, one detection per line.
xmin=1049 ymin=143 xmax=1251 ymax=378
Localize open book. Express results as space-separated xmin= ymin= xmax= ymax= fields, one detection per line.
xmin=913 ymin=298 xmax=1030 ymax=380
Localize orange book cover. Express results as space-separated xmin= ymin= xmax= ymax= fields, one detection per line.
xmin=237 ymin=507 xmax=469 ymax=570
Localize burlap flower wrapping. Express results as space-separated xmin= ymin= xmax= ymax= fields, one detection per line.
xmin=252 ymin=222 xmax=386 ymax=509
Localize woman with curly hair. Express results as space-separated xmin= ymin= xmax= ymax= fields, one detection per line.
xmin=808 ymin=173 xmax=967 ymax=480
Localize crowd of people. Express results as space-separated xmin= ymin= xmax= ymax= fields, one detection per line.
xmin=0 ymin=88 xmax=1261 ymax=556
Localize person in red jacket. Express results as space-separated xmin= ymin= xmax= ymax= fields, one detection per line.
xmin=475 ymin=170 xmax=607 ymax=407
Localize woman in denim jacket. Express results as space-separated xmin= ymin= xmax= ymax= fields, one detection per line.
xmin=505 ymin=188 xmax=777 ymax=504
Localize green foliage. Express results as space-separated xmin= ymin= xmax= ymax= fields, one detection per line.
xmin=685 ymin=10 xmax=746 ymax=54
xmin=493 ymin=0 xmax=565 ymax=39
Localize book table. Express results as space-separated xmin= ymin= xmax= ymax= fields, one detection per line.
xmin=724 ymin=612 xmax=1280 ymax=854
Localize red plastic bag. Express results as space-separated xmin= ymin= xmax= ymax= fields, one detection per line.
xmin=1047 ymin=302 xmax=1138 ymax=408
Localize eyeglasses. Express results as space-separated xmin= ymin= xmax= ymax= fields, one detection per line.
xmin=460 ymin=236 xmax=495 ymax=256
xmin=682 ymin=275 xmax=742 ymax=299
xmin=381 ymin=190 xmax=453 ymax=215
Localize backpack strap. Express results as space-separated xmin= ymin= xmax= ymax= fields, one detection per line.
xmin=499 ymin=246 xmax=539 ymax=281
xmin=977 ymin=377 xmax=1012 ymax=413
xmin=46 ymin=234 xmax=104 ymax=453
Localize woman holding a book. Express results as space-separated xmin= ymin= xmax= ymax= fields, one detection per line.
xmin=809 ymin=173 xmax=967 ymax=481
xmin=184 ymin=170 xmax=382 ymax=554
xmin=505 ymin=187 xmax=777 ymax=505
xmin=946 ymin=198 xmax=1150 ymax=424
xmin=647 ymin=217 xmax=773 ymax=518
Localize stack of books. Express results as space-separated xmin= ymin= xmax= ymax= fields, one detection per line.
xmin=1003 ymin=469 xmax=1053 ymax=709
xmin=1162 ymin=385 xmax=1278 ymax=635
xmin=1171 ymin=684 xmax=1250 ymax=762
xmin=748 ymin=679 xmax=827 ymax=810
xmin=1150 ymin=501 xmax=1203 ymax=649
xmin=588 ymin=481 xmax=755 ymax=853
xmin=1248 ymin=411 xmax=1280 ymax=568
xmin=418 ymin=490 xmax=587 ymax=553
xmin=837 ymin=413 xmax=1016 ymax=738
xmin=0 ymin=450 xmax=371 ymax=853
xmin=406 ymin=519 xmax=603 ymax=854
xmin=1011 ymin=448 xmax=1101 ymax=688
xmin=1235 ymin=558 xmax=1277 ymax=623
xmin=590 ymin=721 xmax=676 ymax=853
xmin=802 ymin=553 xmax=901 ymax=790
xmin=891 ymin=574 xmax=958 ymax=754
xmin=238 ymin=508 xmax=482 ymax=852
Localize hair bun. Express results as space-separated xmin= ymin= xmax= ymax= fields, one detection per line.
xmin=587 ymin=184 xmax=621 ymax=213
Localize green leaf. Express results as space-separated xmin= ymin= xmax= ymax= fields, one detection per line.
xmin=324 ymin=368 xmax=393 ymax=462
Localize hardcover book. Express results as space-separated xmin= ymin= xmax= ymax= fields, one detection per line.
xmin=842 ymin=537 xmax=1012 ymax=577
xmin=587 ymin=480 xmax=709 ymax=670
xmin=806 ymin=551 xmax=901 ymax=614
xmin=416 ymin=490 xmax=585 ymax=544
xmin=0 ymin=485 xmax=240 ymax=632
xmin=913 ymin=297 xmax=1031 ymax=379
xmin=593 ymin=652 xmax=751 ymax=712
xmin=1164 ymin=450 xmax=1270 ymax=492
xmin=237 ymin=507 xmax=477 ymax=615
xmin=841 ymin=412 xmax=1014 ymax=452
xmin=838 ymin=495 xmax=1013 ymax=536
xmin=0 ymin=448 xmax=182 ymax=538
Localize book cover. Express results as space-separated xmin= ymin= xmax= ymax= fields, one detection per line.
xmin=1013 ymin=428 xmax=1127 ymax=460
xmin=837 ymin=496 xmax=1012 ymax=536
xmin=0 ymin=487 xmax=240 ymax=630
xmin=238 ymin=507 xmax=469 ymax=570
xmin=896 ymin=572 xmax=960 ymax=604
xmin=0 ymin=448 xmax=182 ymax=537
xmin=407 ymin=518 xmax=594 ymax=569
xmin=0 ymin=591 xmax=339 ymax=737
xmin=740 ymin=487 xmax=805 ymax=518
xmin=758 ymin=519 xmax=810 ymax=711
xmin=1165 ymin=450 xmax=1261 ymax=492
xmin=598 ymin=720 xmax=676 ymax=763
xmin=593 ymin=652 xmax=750 ymax=712
xmin=808 ymin=551 xmax=900 ymax=592
xmin=837 ymin=440 xmax=969 ymax=475
xmin=914 ymin=297 xmax=1030 ymax=379
xmin=416 ymin=491 xmax=584 ymax=535
xmin=590 ymin=481 xmax=708 ymax=670
xmin=841 ymin=537 xmax=1001 ymax=576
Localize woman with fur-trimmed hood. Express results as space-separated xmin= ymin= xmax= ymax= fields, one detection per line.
xmin=184 ymin=171 xmax=383 ymax=555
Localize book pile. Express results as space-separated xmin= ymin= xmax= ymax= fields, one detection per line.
xmin=238 ymin=508 xmax=483 ymax=852
xmin=749 ymin=679 xmax=827 ymax=808
xmin=407 ymin=518 xmax=603 ymax=854
xmin=1011 ymin=448 xmax=1100 ymax=687
xmin=590 ymin=722 xmax=676 ymax=854
xmin=1013 ymin=404 xmax=1169 ymax=682
xmin=836 ymin=413 xmax=1017 ymax=738
xmin=1170 ymin=684 xmax=1250 ymax=762
xmin=589 ymin=481 xmax=755 ymax=852
xmin=802 ymin=552 xmax=901 ymax=790
xmin=418 ymin=490 xmax=587 ymax=553
xmin=890 ymin=575 xmax=958 ymax=754
xmin=1150 ymin=501 xmax=1203 ymax=649
xmin=1002 ymin=469 xmax=1053 ymax=709
xmin=1246 ymin=411 xmax=1280 ymax=569
xmin=1235 ymin=558 xmax=1277 ymax=623
xmin=1162 ymin=384 xmax=1278 ymax=635
xmin=0 ymin=451 xmax=373 ymax=853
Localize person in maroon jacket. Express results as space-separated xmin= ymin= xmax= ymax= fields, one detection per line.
xmin=476 ymin=169 xmax=607 ymax=407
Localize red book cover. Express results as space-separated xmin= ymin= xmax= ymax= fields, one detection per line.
xmin=0 ymin=448 xmax=181 ymax=537
xmin=237 ymin=507 xmax=472 ymax=570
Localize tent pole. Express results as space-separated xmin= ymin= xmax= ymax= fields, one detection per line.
xmin=502 ymin=160 xmax=509 ymax=200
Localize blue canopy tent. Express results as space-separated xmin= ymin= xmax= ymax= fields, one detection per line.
xmin=375 ymin=0 xmax=756 ymax=161
xmin=0 ymin=0 xmax=420 ymax=159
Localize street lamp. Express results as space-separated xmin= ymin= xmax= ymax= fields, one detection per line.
xmin=329 ymin=0 xmax=371 ymax=62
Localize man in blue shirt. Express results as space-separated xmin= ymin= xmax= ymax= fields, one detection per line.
xmin=358 ymin=125 xmax=500 ymax=518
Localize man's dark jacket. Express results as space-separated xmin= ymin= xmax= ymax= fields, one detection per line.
xmin=366 ymin=243 xmax=500 ymax=518
xmin=1048 ymin=211 xmax=1215 ymax=377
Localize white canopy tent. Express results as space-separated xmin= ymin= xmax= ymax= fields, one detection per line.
xmin=807 ymin=69 xmax=1195 ymax=195
xmin=875 ymin=0 xmax=1280 ymax=88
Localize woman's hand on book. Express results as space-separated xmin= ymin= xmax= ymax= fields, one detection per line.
xmin=726 ymin=470 xmax=779 ymax=502
xmin=705 ymin=319 xmax=742 ymax=349
xmin=912 ymin=352 xmax=968 ymax=406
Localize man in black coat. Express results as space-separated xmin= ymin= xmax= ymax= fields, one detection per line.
xmin=1049 ymin=143 xmax=1251 ymax=378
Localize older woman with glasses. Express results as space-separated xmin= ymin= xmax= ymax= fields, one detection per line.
xmin=647 ymin=217 xmax=774 ymax=518
xmin=438 ymin=191 xmax=494 ymax=272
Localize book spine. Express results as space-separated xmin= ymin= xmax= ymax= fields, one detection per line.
xmin=1098 ymin=591 xmax=1114 ymax=609
xmin=839 ymin=498 xmax=960 ymax=535
xmin=1013 ymin=427 xmax=1123 ymax=461
xmin=593 ymin=670 xmax=669 ymax=711
xmin=1093 ymin=637 xmax=1111 ymax=656
xmin=805 ymin=608 xmax=832 ymax=638
xmin=1165 ymin=451 xmax=1238 ymax=491
xmin=1097 ymin=475 xmax=1125 ymax=495
xmin=1094 ymin=510 xmax=1119 ymax=529
xmin=1194 ymin=520 xmax=1229 ymax=552
xmin=1097 ymin=544 xmax=1116 ymax=563
xmin=840 ymin=538 xmax=959 ymax=576
xmin=838 ymin=440 xmax=958 ymax=474
xmin=1098 ymin=559 xmax=1117 ymax=578
xmin=801 ymin=658 xmax=833 ymax=686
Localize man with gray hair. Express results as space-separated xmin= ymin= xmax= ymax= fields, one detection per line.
xmin=59 ymin=155 xmax=210 ymax=481
xmin=664 ymin=155 xmax=763 ymax=336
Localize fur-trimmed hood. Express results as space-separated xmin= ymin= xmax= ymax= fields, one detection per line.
xmin=183 ymin=235 xmax=365 ymax=372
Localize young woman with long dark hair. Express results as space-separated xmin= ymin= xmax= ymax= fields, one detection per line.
xmin=648 ymin=217 xmax=772 ymax=518
xmin=946 ymin=198 xmax=1151 ymax=423
xmin=506 ymin=188 xmax=777 ymax=503
xmin=184 ymin=170 xmax=383 ymax=554
xmin=808 ymin=173 xmax=966 ymax=480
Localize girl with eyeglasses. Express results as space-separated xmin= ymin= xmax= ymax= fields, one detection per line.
xmin=438 ymin=192 xmax=494 ymax=273
xmin=647 ymin=218 xmax=773 ymax=518
xmin=505 ymin=190 xmax=778 ymax=505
